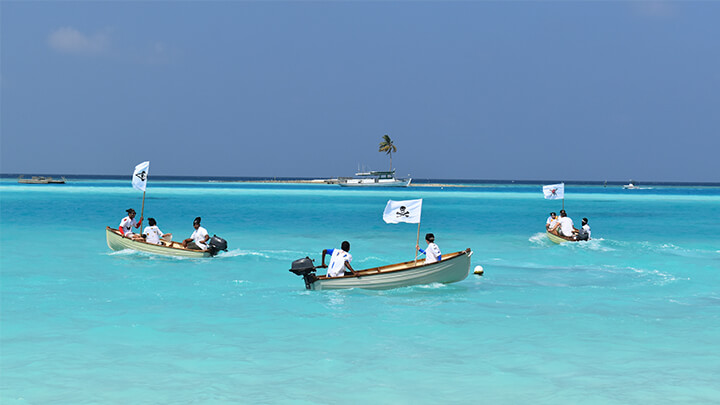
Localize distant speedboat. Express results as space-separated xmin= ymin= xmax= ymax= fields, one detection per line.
xmin=337 ymin=169 xmax=411 ymax=187
xmin=623 ymin=180 xmax=638 ymax=189
xmin=18 ymin=175 xmax=66 ymax=184
xmin=289 ymin=249 xmax=472 ymax=290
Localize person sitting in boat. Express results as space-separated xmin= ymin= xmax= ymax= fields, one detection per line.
xmin=550 ymin=210 xmax=578 ymax=238
xmin=416 ymin=233 xmax=442 ymax=264
xmin=320 ymin=241 xmax=357 ymax=277
xmin=576 ymin=217 xmax=591 ymax=241
xmin=119 ymin=208 xmax=144 ymax=241
xmin=143 ymin=218 xmax=171 ymax=245
xmin=182 ymin=217 xmax=209 ymax=250
xmin=545 ymin=212 xmax=558 ymax=231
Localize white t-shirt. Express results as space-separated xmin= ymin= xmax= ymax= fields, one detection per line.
xmin=119 ymin=216 xmax=138 ymax=236
xmin=326 ymin=249 xmax=352 ymax=278
xmin=558 ymin=217 xmax=575 ymax=236
xmin=582 ymin=224 xmax=591 ymax=239
xmin=424 ymin=242 xmax=442 ymax=264
xmin=546 ymin=216 xmax=557 ymax=229
xmin=144 ymin=225 xmax=163 ymax=245
xmin=190 ymin=226 xmax=209 ymax=250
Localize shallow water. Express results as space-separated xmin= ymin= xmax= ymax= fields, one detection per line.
xmin=1 ymin=180 xmax=719 ymax=404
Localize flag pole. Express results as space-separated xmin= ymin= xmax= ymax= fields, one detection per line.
xmin=414 ymin=222 xmax=421 ymax=264
xmin=140 ymin=190 xmax=146 ymax=221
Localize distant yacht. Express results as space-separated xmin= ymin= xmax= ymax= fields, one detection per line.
xmin=337 ymin=169 xmax=411 ymax=187
xmin=18 ymin=175 xmax=66 ymax=184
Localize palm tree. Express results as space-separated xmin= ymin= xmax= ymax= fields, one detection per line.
xmin=378 ymin=134 xmax=397 ymax=171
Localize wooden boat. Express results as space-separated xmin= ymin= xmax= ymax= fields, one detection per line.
xmin=106 ymin=226 xmax=211 ymax=258
xmin=18 ymin=175 xmax=66 ymax=184
xmin=546 ymin=230 xmax=576 ymax=244
xmin=290 ymin=249 xmax=473 ymax=290
xmin=338 ymin=170 xmax=411 ymax=187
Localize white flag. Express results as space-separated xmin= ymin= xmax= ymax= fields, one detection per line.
xmin=543 ymin=183 xmax=564 ymax=200
xmin=132 ymin=161 xmax=150 ymax=192
xmin=383 ymin=199 xmax=422 ymax=224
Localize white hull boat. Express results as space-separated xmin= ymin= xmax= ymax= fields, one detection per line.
xmin=106 ymin=226 xmax=212 ymax=258
xmin=290 ymin=249 xmax=472 ymax=290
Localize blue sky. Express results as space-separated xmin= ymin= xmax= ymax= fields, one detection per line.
xmin=1 ymin=1 xmax=719 ymax=182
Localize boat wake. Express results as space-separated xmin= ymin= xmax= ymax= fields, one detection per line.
xmin=528 ymin=232 xmax=552 ymax=246
xmin=492 ymin=261 xmax=683 ymax=287
xmin=220 ymin=249 xmax=272 ymax=259
xmin=529 ymin=233 xmax=614 ymax=251
xmin=562 ymin=238 xmax=615 ymax=252
xmin=106 ymin=249 xmax=200 ymax=260
xmin=220 ymin=249 xmax=308 ymax=260
xmin=603 ymin=240 xmax=720 ymax=259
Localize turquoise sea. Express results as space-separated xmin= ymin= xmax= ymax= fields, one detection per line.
xmin=1 ymin=178 xmax=719 ymax=404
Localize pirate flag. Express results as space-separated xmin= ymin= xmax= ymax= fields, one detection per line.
xmin=383 ymin=199 xmax=422 ymax=224
xmin=542 ymin=183 xmax=564 ymax=200
xmin=132 ymin=161 xmax=150 ymax=192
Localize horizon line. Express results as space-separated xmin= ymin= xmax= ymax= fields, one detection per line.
xmin=2 ymin=173 xmax=719 ymax=186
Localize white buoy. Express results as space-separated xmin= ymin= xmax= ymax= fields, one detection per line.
xmin=474 ymin=265 xmax=484 ymax=276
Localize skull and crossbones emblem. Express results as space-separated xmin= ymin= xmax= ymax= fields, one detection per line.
xmin=395 ymin=206 xmax=410 ymax=218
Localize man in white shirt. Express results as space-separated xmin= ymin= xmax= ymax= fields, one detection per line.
xmin=551 ymin=210 xmax=577 ymax=238
xmin=182 ymin=217 xmax=209 ymax=250
xmin=143 ymin=218 xmax=171 ymax=245
xmin=417 ymin=233 xmax=442 ymax=264
xmin=545 ymin=212 xmax=558 ymax=231
xmin=119 ymin=208 xmax=144 ymax=240
xmin=321 ymin=241 xmax=356 ymax=277
xmin=577 ymin=217 xmax=591 ymax=241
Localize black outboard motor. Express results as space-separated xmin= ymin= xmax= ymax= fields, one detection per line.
xmin=289 ymin=257 xmax=318 ymax=289
xmin=208 ymin=235 xmax=228 ymax=257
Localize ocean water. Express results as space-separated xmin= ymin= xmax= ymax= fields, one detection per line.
xmin=1 ymin=179 xmax=719 ymax=404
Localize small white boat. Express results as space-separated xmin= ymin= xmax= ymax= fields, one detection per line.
xmin=623 ymin=180 xmax=639 ymax=189
xmin=106 ymin=227 xmax=224 ymax=258
xmin=289 ymin=249 xmax=472 ymax=290
xmin=338 ymin=170 xmax=411 ymax=187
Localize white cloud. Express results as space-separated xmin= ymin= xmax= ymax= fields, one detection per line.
xmin=48 ymin=27 xmax=109 ymax=54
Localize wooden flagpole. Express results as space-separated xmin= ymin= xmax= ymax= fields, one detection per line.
xmin=414 ymin=221 xmax=421 ymax=264
xmin=140 ymin=190 xmax=146 ymax=221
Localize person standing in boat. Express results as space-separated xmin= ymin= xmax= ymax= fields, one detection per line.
xmin=417 ymin=233 xmax=442 ymax=264
xmin=119 ymin=208 xmax=144 ymax=241
xmin=143 ymin=218 xmax=171 ymax=245
xmin=320 ymin=241 xmax=357 ymax=277
xmin=550 ymin=210 xmax=578 ymax=238
xmin=545 ymin=212 xmax=558 ymax=231
xmin=182 ymin=217 xmax=209 ymax=250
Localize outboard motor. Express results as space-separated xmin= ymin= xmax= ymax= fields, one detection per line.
xmin=208 ymin=235 xmax=228 ymax=257
xmin=289 ymin=257 xmax=318 ymax=290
